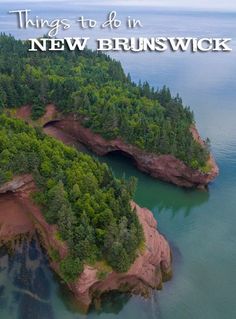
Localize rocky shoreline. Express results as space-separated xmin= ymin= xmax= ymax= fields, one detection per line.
xmin=1 ymin=103 xmax=218 ymax=311
xmin=68 ymin=201 xmax=172 ymax=312
xmin=0 ymin=175 xmax=172 ymax=312
xmin=0 ymin=175 xmax=68 ymax=258
xmin=47 ymin=117 xmax=219 ymax=189
xmin=15 ymin=104 xmax=219 ymax=189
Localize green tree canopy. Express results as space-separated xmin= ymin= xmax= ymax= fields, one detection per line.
xmin=0 ymin=34 xmax=209 ymax=170
xmin=0 ymin=114 xmax=143 ymax=281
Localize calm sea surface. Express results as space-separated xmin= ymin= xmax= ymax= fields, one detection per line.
xmin=0 ymin=2 xmax=236 ymax=319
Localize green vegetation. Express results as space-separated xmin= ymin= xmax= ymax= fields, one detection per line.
xmin=0 ymin=34 xmax=209 ymax=170
xmin=97 ymin=270 xmax=109 ymax=281
xmin=0 ymin=115 xmax=143 ymax=281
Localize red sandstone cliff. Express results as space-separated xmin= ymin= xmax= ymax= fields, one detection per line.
xmin=49 ymin=116 xmax=219 ymax=189
xmin=0 ymin=175 xmax=68 ymax=258
xmin=15 ymin=105 xmax=219 ymax=189
xmin=69 ymin=201 xmax=171 ymax=311
xmin=0 ymin=175 xmax=172 ymax=312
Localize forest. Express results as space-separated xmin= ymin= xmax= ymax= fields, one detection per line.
xmin=0 ymin=34 xmax=209 ymax=171
xmin=0 ymin=115 xmax=143 ymax=281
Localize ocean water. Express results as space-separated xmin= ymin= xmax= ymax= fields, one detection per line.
xmin=0 ymin=2 xmax=236 ymax=319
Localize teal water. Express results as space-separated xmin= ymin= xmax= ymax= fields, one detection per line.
xmin=0 ymin=2 xmax=236 ymax=318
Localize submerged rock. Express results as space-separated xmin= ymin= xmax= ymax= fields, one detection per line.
xmin=0 ymin=236 xmax=54 ymax=319
xmin=18 ymin=293 xmax=54 ymax=319
xmin=68 ymin=202 xmax=172 ymax=312
xmin=0 ymin=175 xmax=172 ymax=313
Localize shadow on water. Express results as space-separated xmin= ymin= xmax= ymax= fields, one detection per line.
xmin=100 ymin=151 xmax=210 ymax=217
xmin=44 ymin=123 xmax=210 ymax=218
xmin=91 ymin=291 xmax=132 ymax=315
xmin=61 ymin=289 xmax=132 ymax=316
xmin=37 ymin=123 xmax=207 ymax=317
xmin=106 ymin=150 xmax=138 ymax=165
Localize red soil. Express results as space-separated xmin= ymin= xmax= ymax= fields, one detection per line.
xmin=16 ymin=105 xmax=31 ymax=120
xmin=0 ymin=193 xmax=34 ymax=242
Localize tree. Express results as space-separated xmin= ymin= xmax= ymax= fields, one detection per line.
xmin=46 ymin=181 xmax=69 ymax=224
xmin=60 ymin=256 xmax=83 ymax=282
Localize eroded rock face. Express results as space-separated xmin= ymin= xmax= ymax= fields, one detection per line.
xmin=0 ymin=175 xmax=68 ymax=258
xmin=69 ymin=201 xmax=172 ymax=312
xmin=49 ymin=117 xmax=219 ymax=188
xmin=0 ymin=175 xmax=172 ymax=312
xmin=0 ymin=175 xmax=33 ymax=194
xmin=15 ymin=104 xmax=219 ymax=188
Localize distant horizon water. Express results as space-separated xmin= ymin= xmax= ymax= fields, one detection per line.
xmin=2 ymin=0 xmax=236 ymax=13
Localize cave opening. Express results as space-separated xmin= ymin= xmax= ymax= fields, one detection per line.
xmin=43 ymin=120 xmax=61 ymax=128
xmin=105 ymin=150 xmax=137 ymax=166
xmin=91 ymin=290 xmax=132 ymax=314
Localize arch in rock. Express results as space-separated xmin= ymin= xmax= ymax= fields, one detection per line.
xmin=105 ymin=150 xmax=138 ymax=166
xmin=43 ymin=119 xmax=62 ymax=128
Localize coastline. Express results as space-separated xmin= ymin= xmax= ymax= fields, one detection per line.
xmin=14 ymin=104 xmax=219 ymax=189
xmin=0 ymin=174 xmax=172 ymax=312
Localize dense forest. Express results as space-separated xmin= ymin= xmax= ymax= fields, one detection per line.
xmin=0 ymin=115 xmax=143 ymax=281
xmin=0 ymin=34 xmax=209 ymax=171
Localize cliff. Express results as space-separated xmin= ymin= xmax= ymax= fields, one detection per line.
xmin=69 ymin=201 xmax=171 ymax=311
xmin=0 ymin=175 xmax=172 ymax=312
xmin=48 ymin=116 xmax=219 ymax=189
xmin=0 ymin=175 xmax=68 ymax=258
xmin=15 ymin=105 xmax=218 ymax=188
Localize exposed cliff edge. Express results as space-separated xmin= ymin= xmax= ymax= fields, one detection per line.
xmin=52 ymin=119 xmax=219 ymax=188
xmin=15 ymin=105 xmax=219 ymax=188
xmin=69 ymin=201 xmax=172 ymax=311
xmin=0 ymin=175 xmax=68 ymax=258
xmin=0 ymin=175 xmax=172 ymax=312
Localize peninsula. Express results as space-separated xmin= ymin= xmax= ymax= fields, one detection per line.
xmin=0 ymin=35 xmax=218 ymax=188
xmin=0 ymin=115 xmax=171 ymax=311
